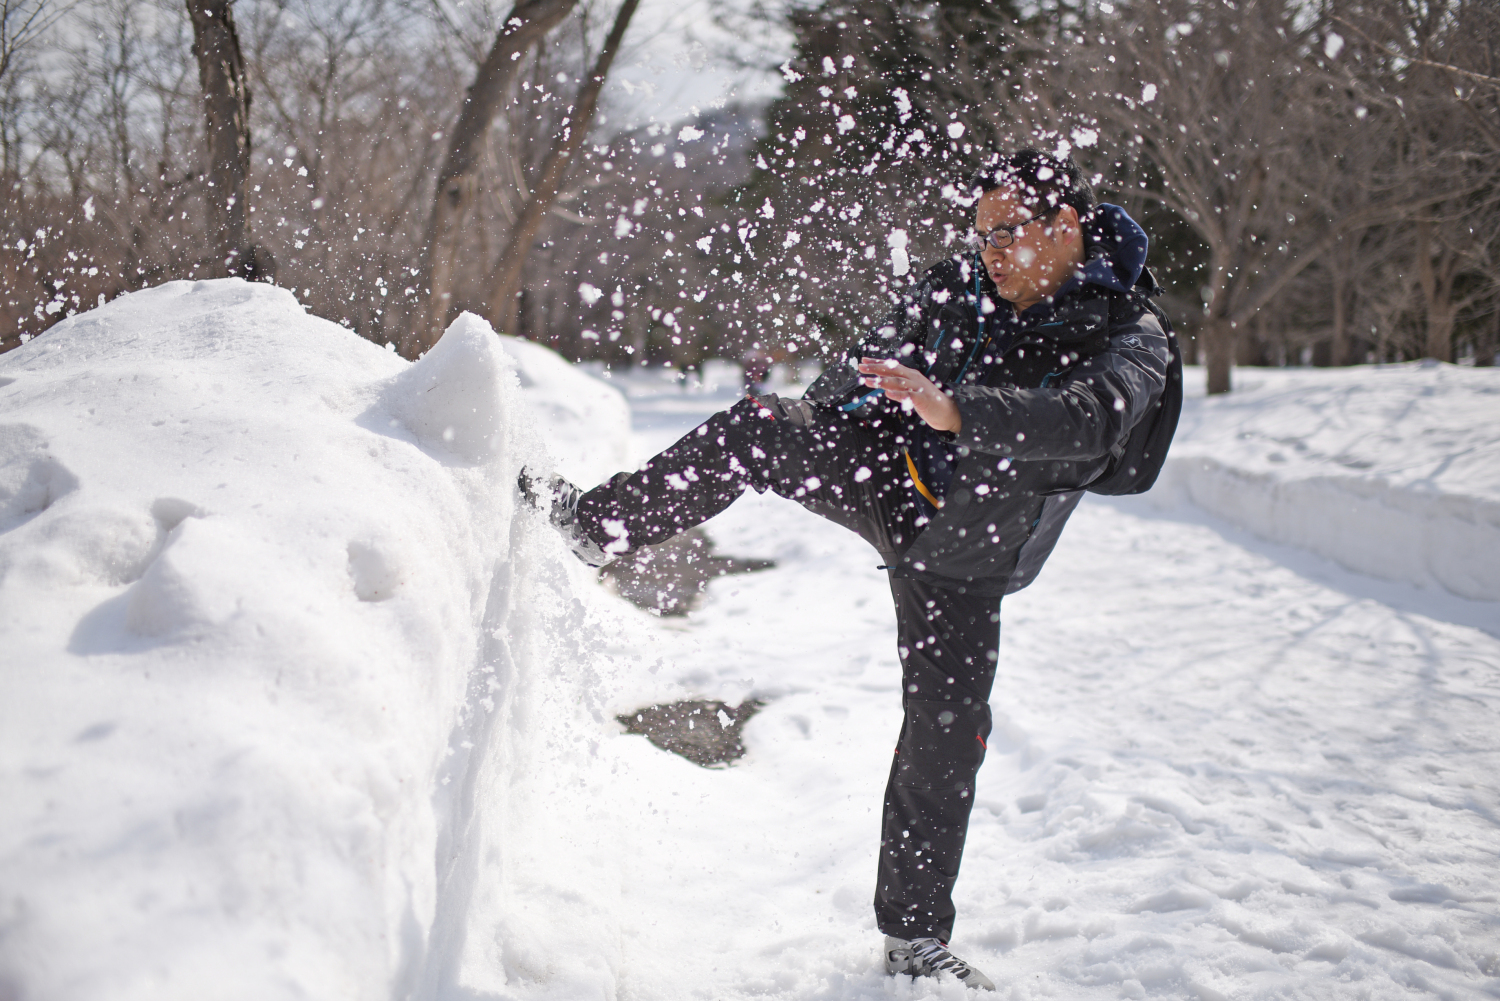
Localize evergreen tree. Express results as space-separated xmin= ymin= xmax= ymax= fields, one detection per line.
xmin=732 ymin=0 xmax=1023 ymax=365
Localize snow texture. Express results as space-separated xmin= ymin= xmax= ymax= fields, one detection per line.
xmin=0 ymin=280 xmax=644 ymax=1000
xmin=1160 ymin=364 xmax=1500 ymax=601
xmin=2 ymin=284 xmax=1498 ymax=1001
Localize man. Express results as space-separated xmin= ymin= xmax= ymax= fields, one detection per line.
xmin=522 ymin=148 xmax=1172 ymax=990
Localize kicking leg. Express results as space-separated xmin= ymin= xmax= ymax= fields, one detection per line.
xmin=573 ymin=394 xmax=921 ymax=559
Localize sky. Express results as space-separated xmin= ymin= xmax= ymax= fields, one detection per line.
xmin=597 ymin=0 xmax=793 ymax=129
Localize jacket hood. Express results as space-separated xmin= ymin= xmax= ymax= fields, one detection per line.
xmin=1077 ymin=202 xmax=1149 ymax=293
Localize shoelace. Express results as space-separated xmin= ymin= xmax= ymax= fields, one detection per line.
xmin=553 ymin=483 xmax=583 ymax=529
xmin=909 ymin=938 xmax=976 ymax=979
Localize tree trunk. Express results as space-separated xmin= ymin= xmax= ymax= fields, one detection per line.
xmin=486 ymin=0 xmax=641 ymax=335
xmin=404 ymin=0 xmax=577 ymax=358
xmin=1478 ymin=307 xmax=1499 ymax=366
xmin=1330 ymin=268 xmax=1349 ymax=366
xmin=186 ymin=0 xmax=251 ymax=278
xmin=1416 ymin=219 xmax=1458 ymax=363
xmin=1425 ymin=300 xmax=1456 ymax=363
xmin=1203 ymin=316 xmax=1234 ymax=395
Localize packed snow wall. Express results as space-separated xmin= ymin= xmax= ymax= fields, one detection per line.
xmin=1156 ymin=364 xmax=1500 ymax=603
xmin=0 ymin=280 xmax=640 ymax=1000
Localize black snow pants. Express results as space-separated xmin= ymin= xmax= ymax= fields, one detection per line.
xmin=576 ymin=395 xmax=998 ymax=942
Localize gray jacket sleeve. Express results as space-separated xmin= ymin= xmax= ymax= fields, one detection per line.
xmin=949 ymin=309 xmax=1170 ymax=461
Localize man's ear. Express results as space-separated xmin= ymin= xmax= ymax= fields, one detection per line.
xmin=1057 ymin=205 xmax=1080 ymax=236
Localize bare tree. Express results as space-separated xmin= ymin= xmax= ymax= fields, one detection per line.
xmin=1349 ymin=0 xmax=1500 ymax=362
xmin=6 ymin=0 xmax=1495 ymax=375
xmin=0 ymin=0 xmax=65 ymax=85
xmin=186 ymin=0 xmax=254 ymax=276
xmin=408 ymin=0 xmax=577 ymax=357
xmin=484 ymin=0 xmax=639 ymax=334
xmin=1099 ymin=1 xmax=1335 ymax=391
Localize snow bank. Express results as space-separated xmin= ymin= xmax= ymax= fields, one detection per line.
xmin=0 ymin=281 xmax=638 ymax=1000
xmin=497 ymin=334 xmax=631 ymax=485
xmin=1158 ymin=363 xmax=1500 ymax=601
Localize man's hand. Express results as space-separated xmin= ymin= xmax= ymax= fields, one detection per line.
xmin=857 ymin=357 xmax=962 ymax=433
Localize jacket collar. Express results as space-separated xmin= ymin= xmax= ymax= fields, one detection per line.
xmin=1019 ymin=203 xmax=1153 ymax=317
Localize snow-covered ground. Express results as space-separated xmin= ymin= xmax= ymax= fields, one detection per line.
xmin=3 ymin=284 xmax=1498 ymax=1000
xmin=604 ymin=372 xmax=1500 ymax=1001
xmin=1162 ymin=363 xmax=1500 ymax=602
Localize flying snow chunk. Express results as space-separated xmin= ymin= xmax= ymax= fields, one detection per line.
xmin=578 ymin=283 xmax=603 ymax=306
xmin=82 ymin=196 xmax=96 ymax=221
xmin=760 ymin=199 xmax=775 ymax=220
xmin=947 ymin=122 xmax=965 ymax=139
xmin=677 ymin=126 xmax=704 ymax=142
xmin=822 ymin=56 xmax=836 ymax=75
xmin=1071 ymin=127 xmax=1099 ymax=148
xmin=838 ymin=115 xmax=856 ymax=134
xmin=673 ymin=152 xmax=686 ymax=168
xmin=1324 ymin=32 xmax=1344 ymax=58
xmin=615 ymin=216 xmax=632 ymax=239
xmin=696 ymin=236 xmax=712 ymax=253
xmin=779 ymin=61 xmax=803 ymax=82
xmin=1142 ymin=83 xmax=1158 ymax=103
xmin=888 ymin=229 xmax=910 ymax=278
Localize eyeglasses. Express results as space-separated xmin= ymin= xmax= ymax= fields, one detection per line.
xmin=966 ymin=207 xmax=1062 ymax=251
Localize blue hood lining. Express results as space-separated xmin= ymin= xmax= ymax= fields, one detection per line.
xmin=1077 ymin=202 xmax=1149 ymax=293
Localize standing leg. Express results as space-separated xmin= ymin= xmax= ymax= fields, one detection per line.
xmin=874 ymin=577 xmax=1001 ymax=943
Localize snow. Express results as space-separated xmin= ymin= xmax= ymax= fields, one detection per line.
xmin=3 ymin=285 xmax=1498 ymax=1000
xmin=0 ymin=280 xmax=640 ymax=1000
xmin=1160 ymin=363 xmax=1500 ymax=601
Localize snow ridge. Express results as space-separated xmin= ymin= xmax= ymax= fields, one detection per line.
xmin=0 ymin=282 xmax=633 ymax=1000
xmin=1158 ymin=364 xmax=1500 ymax=602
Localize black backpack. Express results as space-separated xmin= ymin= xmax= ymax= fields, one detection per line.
xmin=1085 ymin=294 xmax=1183 ymax=495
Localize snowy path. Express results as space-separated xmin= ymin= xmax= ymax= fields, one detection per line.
xmin=602 ymin=383 xmax=1500 ymax=1001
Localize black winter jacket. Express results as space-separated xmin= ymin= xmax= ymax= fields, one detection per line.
xmin=805 ymin=204 xmax=1171 ymax=596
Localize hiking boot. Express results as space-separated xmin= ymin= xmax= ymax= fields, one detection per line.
xmin=517 ymin=467 xmax=614 ymax=567
xmin=884 ymin=936 xmax=996 ymax=992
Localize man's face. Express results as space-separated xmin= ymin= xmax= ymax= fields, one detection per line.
xmin=975 ymin=186 xmax=1084 ymax=312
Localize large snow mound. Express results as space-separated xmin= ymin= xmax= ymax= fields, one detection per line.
xmin=0 ymin=280 xmax=640 ymax=1000
xmin=1160 ymin=364 xmax=1500 ymax=601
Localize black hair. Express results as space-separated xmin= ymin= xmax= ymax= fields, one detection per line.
xmin=968 ymin=148 xmax=1095 ymax=219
